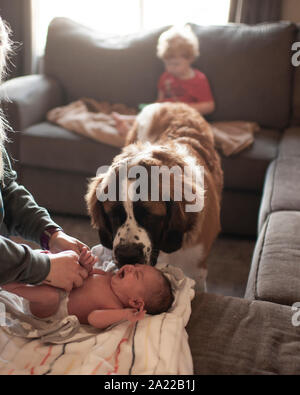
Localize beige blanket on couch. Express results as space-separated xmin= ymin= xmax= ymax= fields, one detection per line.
xmin=47 ymin=98 xmax=260 ymax=156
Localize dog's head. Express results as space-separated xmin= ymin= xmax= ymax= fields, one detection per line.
xmin=85 ymin=143 xmax=203 ymax=267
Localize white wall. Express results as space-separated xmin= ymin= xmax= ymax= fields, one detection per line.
xmin=281 ymin=0 xmax=300 ymax=23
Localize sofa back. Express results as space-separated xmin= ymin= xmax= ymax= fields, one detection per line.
xmin=45 ymin=18 xmax=296 ymax=129
xmin=192 ymin=22 xmax=296 ymax=129
xmin=292 ymin=24 xmax=300 ymax=126
xmin=45 ymin=18 xmax=165 ymax=108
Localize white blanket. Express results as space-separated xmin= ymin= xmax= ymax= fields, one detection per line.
xmin=0 ymin=245 xmax=195 ymax=375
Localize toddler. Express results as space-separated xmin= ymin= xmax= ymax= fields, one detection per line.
xmin=113 ymin=24 xmax=215 ymax=135
xmin=2 ymin=252 xmax=174 ymax=329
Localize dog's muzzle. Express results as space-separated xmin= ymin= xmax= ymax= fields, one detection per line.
xmin=114 ymin=243 xmax=146 ymax=267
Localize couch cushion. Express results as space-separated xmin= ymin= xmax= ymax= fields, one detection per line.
xmin=278 ymin=126 xmax=300 ymax=158
xmin=258 ymin=157 xmax=300 ymax=231
xmin=221 ymin=128 xmax=280 ymax=192
xmin=245 ymin=211 xmax=300 ymax=305
xmin=45 ymin=18 xmax=296 ymax=129
xmin=190 ymin=22 xmax=296 ymax=129
xmin=20 ymin=122 xmax=120 ymax=174
xmin=292 ymin=24 xmax=300 ymax=125
xmin=187 ymin=292 xmax=300 ymax=374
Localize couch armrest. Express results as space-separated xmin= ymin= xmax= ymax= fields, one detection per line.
xmin=0 ymin=74 xmax=64 ymax=131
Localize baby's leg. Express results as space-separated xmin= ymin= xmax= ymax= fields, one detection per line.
xmin=2 ymin=283 xmax=60 ymax=319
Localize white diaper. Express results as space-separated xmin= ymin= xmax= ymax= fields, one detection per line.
xmin=46 ymin=290 xmax=69 ymax=322
xmin=0 ymin=289 xmax=79 ymax=343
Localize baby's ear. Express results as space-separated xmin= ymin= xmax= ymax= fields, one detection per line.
xmin=128 ymin=297 xmax=145 ymax=311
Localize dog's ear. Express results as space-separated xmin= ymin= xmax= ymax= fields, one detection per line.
xmin=125 ymin=120 xmax=138 ymax=145
xmin=96 ymin=203 xmax=113 ymax=250
xmin=85 ymin=176 xmax=113 ymax=249
xmin=160 ymin=200 xmax=186 ymax=253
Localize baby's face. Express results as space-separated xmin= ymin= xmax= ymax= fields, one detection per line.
xmin=163 ymin=56 xmax=192 ymax=79
xmin=110 ymin=264 xmax=162 ymax=305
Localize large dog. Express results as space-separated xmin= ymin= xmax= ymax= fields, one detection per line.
xmin=86 ymin=103 xmax=223 ymax=284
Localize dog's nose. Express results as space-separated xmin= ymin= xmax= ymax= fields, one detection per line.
xmin=115 ymin=243 xmax=144 ymax=266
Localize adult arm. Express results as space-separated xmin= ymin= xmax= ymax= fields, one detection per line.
xmin=0 ymin=150 xmax=59 ymax=284
xmin=0 ymin=235 xmax=50 ymax=285
xmin=1 ymin=150 xmax=61 ymax=244
xmin=0 ymin=235 xmax=88 ymax=289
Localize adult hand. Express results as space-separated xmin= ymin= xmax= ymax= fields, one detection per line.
xmin=48 ymin=231 xmax=97 ymax=275
xmin=48 ymin=230 xmax=86 ymax=255
xmin=44 ymin=250 xmax=88 ymax=292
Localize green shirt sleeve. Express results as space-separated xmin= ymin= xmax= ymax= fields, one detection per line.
xmin=1 ymin=150 xmax=60 ymax=244
xmin=0 ymin=150 xmax=59 ymax=284
xmin=0 ymin=236 xmax=50 ymax=285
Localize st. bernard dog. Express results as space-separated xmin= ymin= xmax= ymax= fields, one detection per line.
xmin=86 ymin=102 xmax=223 ymax=286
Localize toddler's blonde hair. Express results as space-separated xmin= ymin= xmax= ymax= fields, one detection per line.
xmin=157 ymin=25 xmax=199 ymax=61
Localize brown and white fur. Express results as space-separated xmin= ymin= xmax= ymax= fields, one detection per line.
xmin=86 ymin=103 xmax=223 ymax=288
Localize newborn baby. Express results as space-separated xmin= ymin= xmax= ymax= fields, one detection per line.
xmin=2 ymin=256 xmax=174 ymax=329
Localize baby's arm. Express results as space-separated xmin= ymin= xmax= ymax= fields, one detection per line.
xmin=88 ymin=308 xmax=146 ymax=329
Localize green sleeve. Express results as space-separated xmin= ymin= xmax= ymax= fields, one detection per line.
xmin=0 ymin=150 xmax=59 ymax=284
xmin=0 ymin=236 xmax=50 ymax=285
xmin=1 ymin=150 xmax=61 ymax=244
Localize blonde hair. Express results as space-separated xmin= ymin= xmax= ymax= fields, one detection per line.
xmin=157 ymin=25 xmax=199 ymax=61
xmin=0 ymin=17 xmax=12 ymax=178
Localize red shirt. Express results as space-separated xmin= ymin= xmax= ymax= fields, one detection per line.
xmin=157 ymin=69 xmax=213 ymax=104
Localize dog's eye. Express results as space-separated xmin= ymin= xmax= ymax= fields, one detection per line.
xmin=110 ymin=205 xmax=127 ymax=224
xmin=134 ymin=205 xmax=149 ymax=219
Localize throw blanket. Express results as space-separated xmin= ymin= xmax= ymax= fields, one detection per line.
xmin=47 ymin=98 xmax=260 ymax=156
xmin=0 ymin=245 xmax=195 ymax=375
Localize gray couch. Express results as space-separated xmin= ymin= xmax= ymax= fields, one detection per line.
xmin=2 ymin=18 xmax=300 ymax=374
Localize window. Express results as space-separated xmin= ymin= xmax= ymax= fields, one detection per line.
xmin=32 ymin=0 xmax=230 ymax=56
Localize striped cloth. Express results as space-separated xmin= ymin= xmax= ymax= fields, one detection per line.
xmin=0 ymin=245 xmax=195 ymax=375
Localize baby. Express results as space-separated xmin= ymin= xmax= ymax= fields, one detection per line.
xmin=2 ymin=251 xmax=174 ymax=329
xmin=113 ymin=24 xmax=215 ymax=135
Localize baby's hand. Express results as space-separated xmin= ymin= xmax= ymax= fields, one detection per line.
xmin=125 ymin=307 xmax=146 ymax=323
xmin=79 ymin=246 xmax=98 ymax=274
